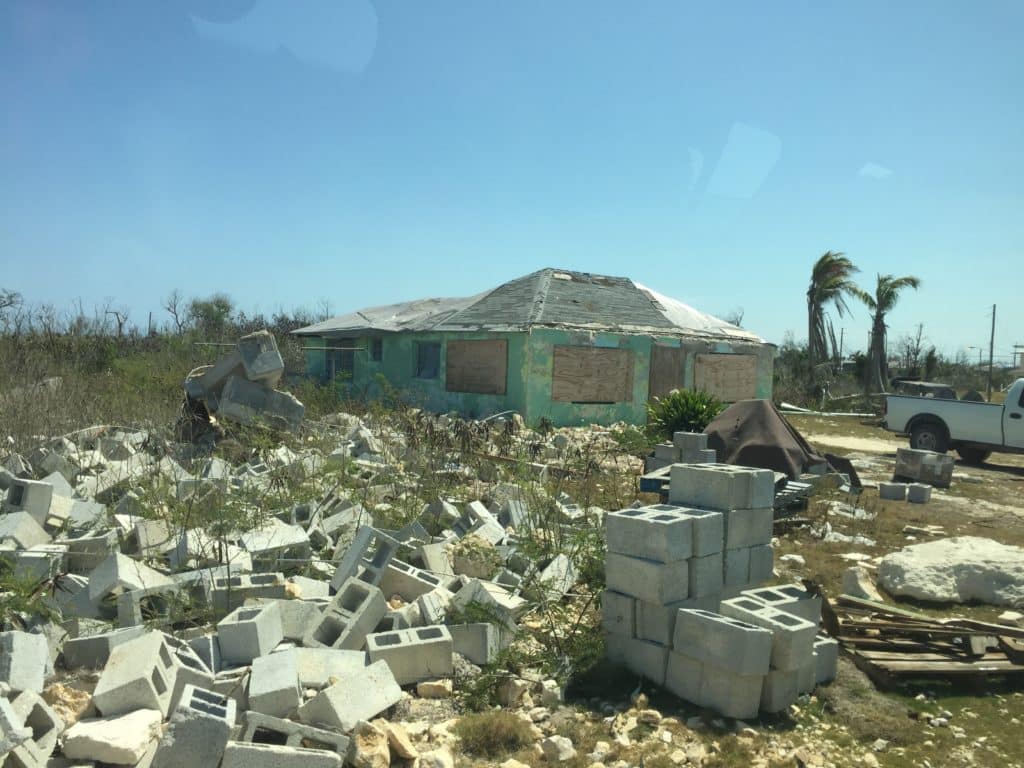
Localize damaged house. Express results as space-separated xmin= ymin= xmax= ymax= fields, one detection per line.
xmin=293 ymin=268 xmax=774 ymax=426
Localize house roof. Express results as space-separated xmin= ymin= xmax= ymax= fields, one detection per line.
xmin=293 ymin=268 xmax=765 ymax=343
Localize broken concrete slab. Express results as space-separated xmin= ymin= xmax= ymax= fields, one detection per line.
xmin=61 ymin=709 xmax=162 ymax=765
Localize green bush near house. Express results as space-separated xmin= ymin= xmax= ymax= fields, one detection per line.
xmin=645 ymin=388 xmax=724 ymax=441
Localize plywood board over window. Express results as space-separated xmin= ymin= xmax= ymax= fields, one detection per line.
xmin=552 ymin=346 xmax=634 ymax=403
xmin=694 ymin=353 xmax=758 ymax=401
xmin=649 ymin=345 xmax=687 ymax=400
xmin=446 ymin=339 xmax=508 ymax=394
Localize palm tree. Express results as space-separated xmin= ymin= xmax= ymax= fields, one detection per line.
xmin=852 ymin=273 xmax=922 ymax=392
xmin=807 ymin=251 xmax=860 ymax=386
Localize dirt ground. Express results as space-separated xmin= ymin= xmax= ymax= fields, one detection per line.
xmin=765 ymin=414 xmax=1024 ymax=767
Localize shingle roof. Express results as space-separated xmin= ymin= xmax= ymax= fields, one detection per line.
xmin=293 ymin=268 xmax=764 ymax=342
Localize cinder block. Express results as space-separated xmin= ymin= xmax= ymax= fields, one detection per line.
xmin=683 ymin=508 xmax=724 ymax=557
xmin=672 ymin=609 xmax=772 ymax=675
xmin=218 ymin=376 xmax=305 ymax=433
xmin=188 ymin=633 xmax=222 ymax=674
xmin=742 ymin=584 xmax=822 ymax=625
xmin=664 ymin=650 xmax=704 ymax=704
xmin=448 ymin=623 xmax=509 ymax=665
xmin=210 ymin=573 xmax=289 ymax=614
xmin=61 ymin=626 xmax=149 ymax=670
xmin=723 ymin=507 xmax=773 ymax=549
xmin=634 ymin=596 xmax=720 ymax=646
xmin=672 ymin=432 xmax=708 ymax=452
xmin=239 ymin=711 xmax=349 ymax=757
xmin=449 ymin=579 xmax=526 ymax=630
xmin=379 ymin=558 xmax=443 ymax=601
xmin=87 ymin=552 xmax=175 ymax=617
xmin=0 ymin=695 xmax=31 ymax=755
xmin=3 ymin=478 xmax=54 ymax=525
xmin=92 ymin=631 xmax=178 ymax=716
xmin=246 ymin=597 xmax=323 ymax=643
xmin=415 ymin=587 xmax=454 ymax=626
xmin=297 ymin=660 xmax=401 ymax=732
xmin=331 ymin=526 xmax=399 ymax=592
xmin=687 ymin=552 xmax=723 ymax=598
xmin=294 ymin=648 xmax=368 ymax=689
xmin=152 ymin=685 xmax=236 ymax=768
xmin=879 ymin=482 xmax=908 ymax=501
xmin=719 ymin=597 xmax=818 ymax=671
xmin=610 ymin=637 xmax=668 ymax=686
xmin=249 ymin=648 xmax=301 ymax=718
xmin=798 ymin=654 xmax=817 ymax=694
xmin=760 ymin=666 xmax=799 ymax=713
xmin=240 ymin=519 xmax=311 ymax=572
xmin=814 ymin=635 xmax=839 ymax=684
xmin=748 ymin=544 xmax=774 ymax=583
xmin=605 ymin=552 xmax=689 ymax=605
xmin=605 ymin=506 xmax=693 ymax=563
xmin=116 ymin=585 xmax=188 ymax=628
xmin=60 ymin=531 xmax=118 ymax=574
xmin=9 ymin=690 xmax=64 ymax=758
xmin=907 ymin=483 xmax=932 ymax=504
xmin=723 ymin=547 xmax=751 ymax=589
xmin=366 ymin=626 xmax=454 ymax=685
xmin=238 ymin=330 xmax=285 ymax=385
xmin=216 ymin=603 xmax=284 ymax=664
xmin=700 ymin=660 xmax=764 ymax=720
xmin=163 ymin=634 xmax=217 ymax=716
xmin=600 ymin=590 xmax=635 ymax=637
xmin=452 ymin=501 xmax=506 ymax=545
xmin=210 ymin=668 xmax=250 ymax=721
xmin=303 ymin=578 xmax=386 ymax=651
xmin=0 ymin=511 xmax=50 ymax=550
xmin=221 ymin=742 xmax=342 ymax=768
xmin=669 ymin=464 xmax=775 ymax=511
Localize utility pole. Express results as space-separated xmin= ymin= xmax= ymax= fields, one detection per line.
xmin=986 ymin=304 xmax=996 ymax=401
xmin=838 ymin=328 xmax=844 ymax=372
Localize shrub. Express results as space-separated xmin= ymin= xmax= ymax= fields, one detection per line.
xmin=645 ymin=388 xmax=724 ymax=441
xmin=453 ymin=710 xmax=535 ymax=757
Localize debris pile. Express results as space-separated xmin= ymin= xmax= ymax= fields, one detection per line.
xmin=0 ymin=404 xmax=617 ymax=766
xmin=180 ymin=330 xmax=305 ymax=440
xmin=602 ymin=441 xmax=838 ymax=719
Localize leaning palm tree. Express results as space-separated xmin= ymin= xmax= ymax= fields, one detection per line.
xmin=807 ymin=251 xmax=860 ymax=386
xmin=851 ymin=273 xmax=922 ymax=392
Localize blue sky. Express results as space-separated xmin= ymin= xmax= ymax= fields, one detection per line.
xmin=2 ymin=1 xmax=1022 ymax=362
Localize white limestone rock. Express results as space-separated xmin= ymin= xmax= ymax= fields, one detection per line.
xmin=877 ymin=536 xmax=1024 ymax=607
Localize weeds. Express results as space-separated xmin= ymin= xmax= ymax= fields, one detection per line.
xmin=452 ymin=710 xmax=535 ymax=757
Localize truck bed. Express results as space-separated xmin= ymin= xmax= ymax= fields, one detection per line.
xmin=885 ymin=395 xmax=1004 ymax=446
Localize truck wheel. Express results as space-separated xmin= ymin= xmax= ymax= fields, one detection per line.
xmin=956 ymin=446 xmax=991 ymax=465
xmin=910 ymin=421 xmax=948 ymax=453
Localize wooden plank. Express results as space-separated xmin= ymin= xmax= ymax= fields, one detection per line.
xmin=446 ymin=339 xmax=507 ymax=395
xmin=648 ymin=345 xmax=686 ymax=400
xmin=693 ymin=353 xmax=757 ymax=401
xmin=551 ymin=346 xmax=633 ymax=403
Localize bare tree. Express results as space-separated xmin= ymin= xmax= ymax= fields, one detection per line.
xmin=163 ymin=289 xmax=187 ymax=334
xmin=105 ymin=305 xmax=131 ymax=337
xmin=721 ymin=307 xmax=744 ymax=327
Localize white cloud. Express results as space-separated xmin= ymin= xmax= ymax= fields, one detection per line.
xmin=858 ymin=162 xmax=893 ymax=179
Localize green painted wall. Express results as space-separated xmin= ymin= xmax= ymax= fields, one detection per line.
xmin=303 ymin=329 xmax=774 ymax=427
xmin=306 ymin=331 xmax=529 ymax=419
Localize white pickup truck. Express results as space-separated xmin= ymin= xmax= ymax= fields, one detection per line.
xmin=883 ymin=377 xmax=1024 ymax=464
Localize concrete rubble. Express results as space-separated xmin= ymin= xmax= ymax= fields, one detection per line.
xmin=180 ymin=330 xmax=305 ymax=439
xmin=1 ymin=400 xmax=621 ymax=766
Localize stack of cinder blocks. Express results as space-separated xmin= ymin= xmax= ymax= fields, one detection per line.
xmin=645 ymin=431 xmax=718 ymax=473
xmin=893 ymin=448 xmax=953 ymax=488
xmin=603 ymin=461 xmax=838 ymax=718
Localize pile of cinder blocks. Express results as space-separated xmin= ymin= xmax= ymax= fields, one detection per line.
xmin=644 ymin=431 xmax=718 ymax=473
xmin=603 ymin=459 xmax=838 ymax=718
xmin=183 ymin=330 xmax=305 ymax=433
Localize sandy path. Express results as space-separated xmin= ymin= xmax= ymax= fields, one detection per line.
xmin=803 ymin=433 xmax=904 ymax=454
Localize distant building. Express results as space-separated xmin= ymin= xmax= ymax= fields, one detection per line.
xmin=293 ymin=268 xmax=775 ymax=426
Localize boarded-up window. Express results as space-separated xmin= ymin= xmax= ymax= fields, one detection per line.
xmin=648 ymin=345 xmax=687 ymax=400
xmin=552 ymin=346 xmax=634 ymax=403
xmin=446 ymin=339 xmax=507 ymax=394
xmin=693 ymin=353 xmax=758 ymax=401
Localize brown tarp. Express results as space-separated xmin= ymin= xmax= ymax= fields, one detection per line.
xmin=704 ymin=399 xmax=828 ymax=480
